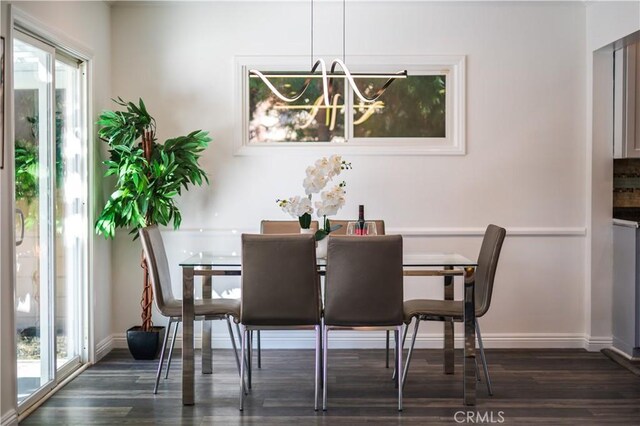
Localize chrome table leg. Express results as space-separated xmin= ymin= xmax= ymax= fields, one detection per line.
xmin=463 ymin=267 xmax=477 ymax=406
xmin=181 ymin=267 xmax=195 ymax=406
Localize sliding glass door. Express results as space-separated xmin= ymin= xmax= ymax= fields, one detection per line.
xmin=14 ymin=30 xmax=87 ymax=407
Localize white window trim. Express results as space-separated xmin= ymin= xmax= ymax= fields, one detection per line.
xmin=234 ymin=55 xmax=465 ymax=156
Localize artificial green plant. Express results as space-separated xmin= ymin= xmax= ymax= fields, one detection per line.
xmin=95 ymin=98 xmax=211 ymax=332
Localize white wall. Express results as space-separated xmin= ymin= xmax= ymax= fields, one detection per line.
xmin=0 ymin=1 xmax=111 ymax=423
xmin=109 ymin=1 xmax=589 ymax=349
xmin=585 ymin=1 xmax=640 ymax=346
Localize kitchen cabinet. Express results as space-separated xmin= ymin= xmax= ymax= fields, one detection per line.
xmin=614 ymin=42 xmax=640 ymax=158
xmin=612 ymin=219 xmax=640 ymax=358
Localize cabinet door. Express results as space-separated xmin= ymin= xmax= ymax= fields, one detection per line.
xmin=614 ymin=47 xmax=625 ymax=158
xmin=613 ymin=42 xmax=640 ymax=158
xmin=627 ymin=43 xmax=640 ymax=157
xmin=612 ymin=225 xmax=637 ymax=356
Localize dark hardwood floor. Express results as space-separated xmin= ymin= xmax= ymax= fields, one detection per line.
xmin=22 ymin=348 xmax=640 ymax=425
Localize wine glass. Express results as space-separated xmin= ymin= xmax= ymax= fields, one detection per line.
xmin=346 ymin=222 xmax=358 ymax=235
xmin=364 ymin=221 xmax=377 ymax=236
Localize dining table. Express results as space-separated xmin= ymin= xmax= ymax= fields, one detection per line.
xmin=179 ymin=252 xmax=478 ymax=407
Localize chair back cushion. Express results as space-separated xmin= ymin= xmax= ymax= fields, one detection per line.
xmin=329 ymin=219 xmax=385 ymax=236
xmin=324 ymin=235 xmax=403 ymax=326
xmin=241 ymin=234 xmax=320 ymax=326
xmin=475 ymin=224 xmax=507 ymax=317
xmin=261 ymin=220 xmax=319 ymax=234
xmin=139 ymin=225 xmax=177 ymax=317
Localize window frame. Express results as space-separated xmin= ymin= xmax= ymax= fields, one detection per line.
xmin=235 ymin=55 xmax=465 ymax=156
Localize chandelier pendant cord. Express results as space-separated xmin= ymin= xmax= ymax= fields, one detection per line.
xmin=343 ymin=0 xmax=346 ymax=63
xmin=311 ymin=0 xmax=314 ymax=69
xmin=249 ymin=0 xmax=407 ymax=105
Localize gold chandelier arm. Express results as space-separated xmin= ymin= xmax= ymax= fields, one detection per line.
xmin=353 ymin=101 xmax=384 ymax=125
xmin=329 ymin=93 xmax=341 ymax=131
xmin=330 ymin=58 xmax=403 ymax=103
xmin=299 ymin=95 xmax=324 ymax=129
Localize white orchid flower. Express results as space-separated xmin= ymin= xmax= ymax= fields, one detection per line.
xmin=303 ymin=170 xmax=327 ymax=195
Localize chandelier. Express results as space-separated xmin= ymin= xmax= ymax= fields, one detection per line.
xmin=249 ymin=0 xmax=407 ymax=106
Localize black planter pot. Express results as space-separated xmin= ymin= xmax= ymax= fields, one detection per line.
xmin=126 ymin=326 xmax=165 ymax=360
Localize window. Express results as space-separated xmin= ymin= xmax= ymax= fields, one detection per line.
xmin=237 ymin=56 xmax=465 ymax=155
xmin=249 ymin=75 xmax=346 ymax=143
xmin=352 ymin=75 xmax=446 ymax=139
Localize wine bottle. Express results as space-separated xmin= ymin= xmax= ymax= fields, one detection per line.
xmin=357 ymin=205 xmax=365 ymax=235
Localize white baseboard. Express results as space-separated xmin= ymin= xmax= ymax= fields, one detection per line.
xmin=95 ymin=335 xmax=114 ymax=361
xmin=1 ymin=409 xmax=18 ymax=426
xmin=110 ymin=331 xmax=594 ymax=350
xmin=585 ymin=335 xmax=614 ymax=352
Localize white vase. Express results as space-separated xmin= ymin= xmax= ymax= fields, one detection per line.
xmin=300 ymin=228 xmax=327 ymax=258
xmin=315 ymin=237 xmax=328 ymax=259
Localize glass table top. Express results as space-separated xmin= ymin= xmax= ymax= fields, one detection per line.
xmin=179 ymin=252 xmax=476 ymax=268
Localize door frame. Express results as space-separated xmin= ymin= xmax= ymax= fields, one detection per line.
xmin=8 ymin=4 xmax=94 ymax=415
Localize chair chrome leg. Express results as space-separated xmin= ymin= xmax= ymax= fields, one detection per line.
xmin=402 ymin=321 xmax=409 ymax=349
xmin=239 ymin=327 xmax=247 ymax=411
xmin=248 ymin=330 xmax=253 ymax=389
xmin=475 ymin=357 xmax=480 ymax=382
xmin=257 ymin=330 xmax=262 ymax=369
xmin=164 ymin=319 xmax=179 ymax=379
xmin=401 ymin=318 xmax=420 ymax=389
xmin=394 ymin=329 xmax=399 ymax=388
xmin=314 ymin=325 xmax=320 ymax=411
xmin=235 ymin=323 xmax=242 ymax=348
xmin=226 ymin=317 xmax=240 ymax=373
xmin=154 ymin=318 xmax=172 ymax=394
xmin=393 ymin=322 xmax=410 ymax=381
xmin=320 ymin=317 xmax=324 ymax=390
xmin=476 ymin=320 xmax=493 ymax=396
xmin=385 ymin=330 xmax=390 ymax=368
xmin=322 ymin=326 xmax=328 ymax=411
xmin=226 ymin=316 xmax=247 ymax=395
xmin=397 ymin=325 xmax=403 ymax=411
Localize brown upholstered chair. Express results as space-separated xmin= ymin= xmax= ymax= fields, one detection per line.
xmin=139 ymin=225 xmax=242 ymax=394
xmin=401 ymin=224 xmax=506 ymax=395
xmin=239 ymin=234 xmax=322 ymax=411
xmin=252 ymin=220 xmax=320 ymax=369
xmin=328 ymin=220 xmax=396 ymax=367
xmin=261 ymin=220 xmax=319 ymax=234
xmin=323 ymin=235 xmax=404 ymax=411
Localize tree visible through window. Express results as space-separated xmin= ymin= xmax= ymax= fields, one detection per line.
xmin=353 ymin=75 xmax=446 ymax=138
xmin=248 ymin=73 xmax=446 ymax=143
xmin=249 ymin=76 xmax=345 ymax=143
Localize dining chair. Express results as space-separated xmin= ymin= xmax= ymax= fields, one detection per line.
xmin=254 ymin=220 xmax=320 ymax=369
xmin=261 ymin=220 xmax=319 ymax=234
xmin=323 ymin=235 xmax=404 ymax=411
xmin=329 ymin=219 xmax=394 ymax=367
xmin=401 ymin=224 xmax=506 ymax=395
xmin=139 ymin=225 xmax=242 ymax=394
xmin=239 ymin=233 xmax=322 ymax=411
